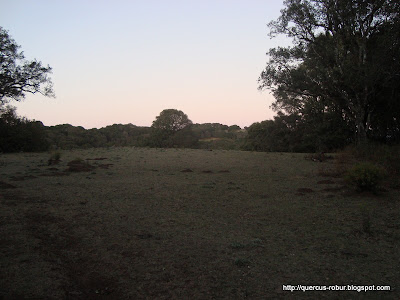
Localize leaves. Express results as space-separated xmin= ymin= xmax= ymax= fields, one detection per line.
xmin=0 ymin=27 xmax=55 ymax=104
xmin=259 ymin=0 xmax=400 ymax=143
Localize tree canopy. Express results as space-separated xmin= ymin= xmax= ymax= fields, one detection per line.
xmin=0 ymin=27 xmax=55 ymax=104
xmin=259 ymin=0 xmax=400 ymax=144
xmin=0 ymin=105 xmax=49 ymax=152
xmin=151 ymin=109 xmax=192 ymax=133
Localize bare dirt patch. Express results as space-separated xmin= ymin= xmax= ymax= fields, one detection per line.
xmin=66 ymin=160 xmax=96 ymax=172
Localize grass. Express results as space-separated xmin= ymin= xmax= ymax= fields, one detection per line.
xmin=0 ymin=147 xmax=399 ymax=299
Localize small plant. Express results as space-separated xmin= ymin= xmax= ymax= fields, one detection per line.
xmin=345 ymin=162 xmax=386 ymax=192
xmin=249 ymin=238 xmax=263 ymax=247
xmin=48 ymin=152 xmax=61 ymax=165
xmin=230 ymin=242 xmax=246 ymax=249
xmin=234 ymin=258 xmax=250 ymax=267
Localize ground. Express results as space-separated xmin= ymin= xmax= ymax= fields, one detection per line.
xmin=0 ymin=147 xmax=399 ymax=299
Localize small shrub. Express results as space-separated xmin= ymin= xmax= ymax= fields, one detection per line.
xmin=345 ymin=162 xmax=386 ymax=192
xmin=48 ymin=152 xmax=61 ymax=165
xmin=230 ymin=242 xmax=246 ymax=249
xmin=234 ymin=258 xmax=250 ymax=267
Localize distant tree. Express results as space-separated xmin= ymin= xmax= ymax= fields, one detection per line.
xmin=0 ymin=27 xmax=54 ymax=105
xmin=151 ymin=109 xmax=193 ymax=147
xmin=152 ymin=109 xmax=192 ymax=133
xmin=228 ymin=125 xmax=241 ymax=132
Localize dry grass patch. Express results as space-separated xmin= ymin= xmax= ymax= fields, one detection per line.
xmin=66 ymin=159 xmax=96 ymax=172
xmin=0 ymin=148 xmax=399 ymax=299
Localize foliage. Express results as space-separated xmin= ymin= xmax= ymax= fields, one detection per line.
xmin=43 ymin=120 xmax=244 ymax=150
xmin=198 ymin=138 xmax=239 ymax=150
xmin=0 ymin=27 xmax=54 ymax=104
xmin=242 ymin=109 xmax=352 ymax=152
xmin=0 ymin=105 xmax=244 ymax=151
xmin=345 ymin=162 xmax=386 ymax=192
xmin=151 ymin=109 xmax=192 ymax=134
xmin=0 ymin=106 xmax=49 ymax=152
xmin=339 ymin=143 xmax=400 ymax=188
xmin=258 ymin=0 xmax=400 ymax=144
xmin=45 ymin=123 xmax=151 ymax=149
xmin=150 ymin=109 xmax=194 ymax=147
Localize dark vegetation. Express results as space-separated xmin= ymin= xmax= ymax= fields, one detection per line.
xmin=0 ymin=106 xmax=49 ymax=153
xmin=0 ymin=107 xmax=247 ymax=152
xmin=256 ymin=0 xmax=400 ymax=149
xmin=0 ymin=27 xmax=54 ymax=103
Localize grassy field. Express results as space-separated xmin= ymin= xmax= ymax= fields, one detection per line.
xmin=1 ymin=147 xmax=399 ymax=299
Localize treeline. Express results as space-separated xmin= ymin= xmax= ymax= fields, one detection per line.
xmin=243 ymin=110 xmax=355 ymax=153
xmin=45 ymin=123 xmax=245 ymax=150
xmin=2 ymin=105 xmax=399 ymax=154
xmin=243 ymin=110 xmax=400 ymax=153
xmin=0 ymin=107 xmax=246 ymax=152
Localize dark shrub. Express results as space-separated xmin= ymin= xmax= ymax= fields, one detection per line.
xmin=345 ymin=162 xmax=386 ymax=192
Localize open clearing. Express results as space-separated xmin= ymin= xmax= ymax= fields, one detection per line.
xmin=1 ymin=147 xmax=399 ymax=299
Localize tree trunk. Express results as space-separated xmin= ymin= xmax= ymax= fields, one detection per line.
xmin=355 ymin=105 xmax=369 ymax=145
xmin=356 ymin=121 xmax=368 ymax=145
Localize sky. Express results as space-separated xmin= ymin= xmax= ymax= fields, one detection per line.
xmin=1 ymin=0 xmax=290 ymax=129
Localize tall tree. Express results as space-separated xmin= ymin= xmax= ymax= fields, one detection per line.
xmin=151 ymin=109 xmax=193 ymax=147
xmin=0 ymin=27 xmax=54 ymax=104
xmin=151 ymin=109 xmax=192 ymax=134
xmin=259 ymin=0 xmax=400 ymax=143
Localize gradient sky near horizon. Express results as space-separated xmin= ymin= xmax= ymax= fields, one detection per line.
xmin=1 ymin=0 xmax=289 ymax=129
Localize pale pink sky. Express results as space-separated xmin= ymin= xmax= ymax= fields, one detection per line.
xmin=1 ymin=0 xmax=289 ymax=129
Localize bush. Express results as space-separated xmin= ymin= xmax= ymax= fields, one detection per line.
xmin=0 ymin=106 xmax=49 ymax=152
xmin=345 ymin=162 xmax=386 ymax=192
xmin=48 ymin=152 xmax=61 ymax=165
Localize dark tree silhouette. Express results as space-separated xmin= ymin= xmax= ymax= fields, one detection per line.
xmin=0 ymin=27 xmax=55 ymax=104
xmin=152 ymin=109 xmax=192 ymax=133
xmin=150 ymin=109 xmax=193 ymax=147
xmin=259 ymin=0 xmax=400 ymax=144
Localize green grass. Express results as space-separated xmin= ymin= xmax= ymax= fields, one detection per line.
xmin=0 ymin=147 xmax=399 ymax=299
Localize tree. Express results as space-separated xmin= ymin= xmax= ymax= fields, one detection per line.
xmin=0 ymin=27 xmax=54 ymax=104
xmin=258 ymin=0 xmax=400 ymax=144
xmin=151 ymin=109 xmax=193 ymax=147
xmin=152 ymin=109 xmax=192 ymax=133
xmin=0 ymin=105 xmax=49 ymax=152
